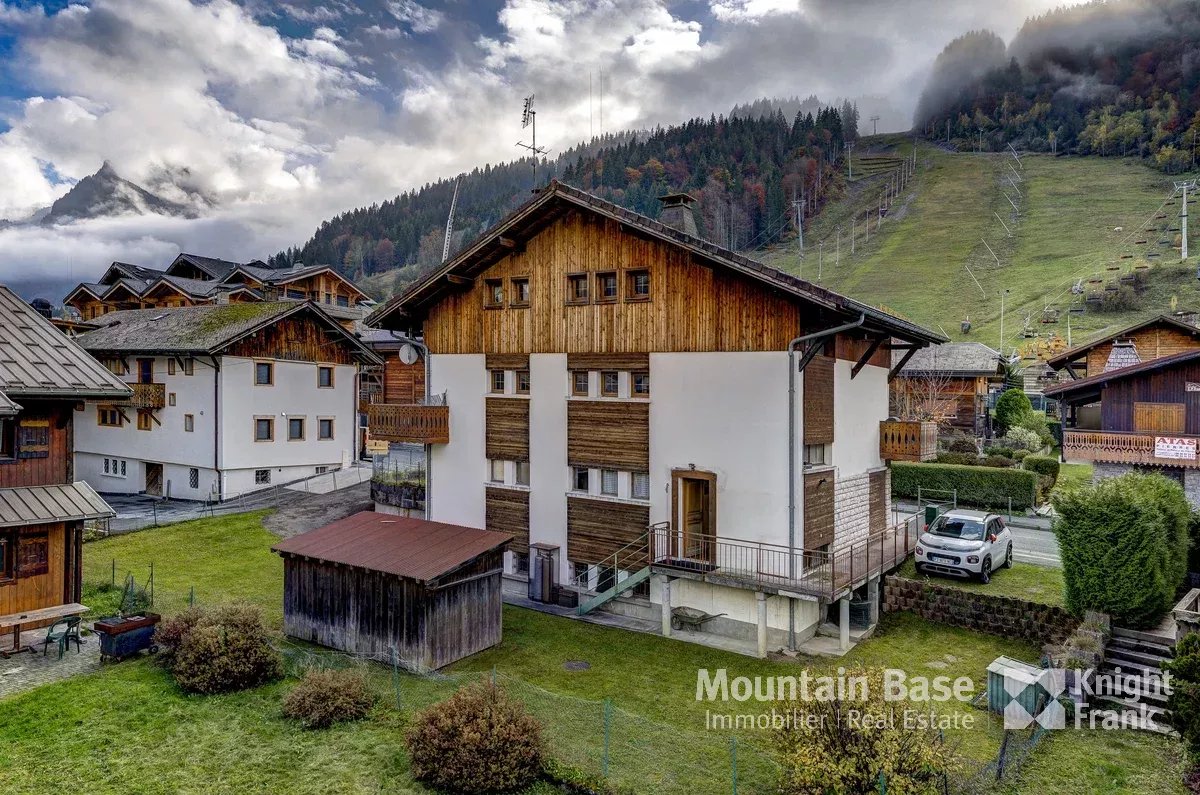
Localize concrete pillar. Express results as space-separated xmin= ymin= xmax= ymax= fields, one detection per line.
xmin=867 ymin=577 xmax=880 ymax=627
xmin=839 ymin=596 xmax=851 ymax=652
xmin=757 ymin=592 xmax=768 ymax=659
xmin=661 ymin=576 xmax=672 ymax=638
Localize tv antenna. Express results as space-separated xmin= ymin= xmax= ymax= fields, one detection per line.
xmin=516 ymin=94 xmax=548 ymax=189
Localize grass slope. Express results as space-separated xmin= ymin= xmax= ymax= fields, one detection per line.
xmin=896 ymin=558 xmax=1066 ymax=608
xmin=763 ymin=142 xmax=1200 ymax=352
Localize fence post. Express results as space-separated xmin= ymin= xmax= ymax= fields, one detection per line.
xmin=111 ymin=558 xmax=116 ymax=587
xmin=149 ymin=562 xmax=155 ymax=606
xmin=152 ymin=501 xmax=158 ymax=527
xmin=392 ymin=647 xmax=401 ymax=709
xmin=995 ymin=730 xmax=1011 ymax=781
xmin=1008 ymin=496 xmax=1013 ymax=522
xmin=730 ymin=735 xmax=738 ymax=795
xmin=602 ymin=698 xmax=612 ymax=777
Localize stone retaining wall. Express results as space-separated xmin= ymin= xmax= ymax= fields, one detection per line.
xmin=883 ymin=575 xmax=1077 ymax=645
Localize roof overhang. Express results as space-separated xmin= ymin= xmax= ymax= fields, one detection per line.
xmin=1046 ymin=315 xmax=1200 ymax=370
xmin=0 ymin=481 xmax=116 ymax=527
xmin=1044 ymin=348 xmax=1200 ymax=399
xmin=63 ymin=284 xmax=104 ymax=304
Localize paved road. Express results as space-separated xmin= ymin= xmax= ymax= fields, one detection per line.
xmin=1009 ymin=524 xmax=1061 ymax=567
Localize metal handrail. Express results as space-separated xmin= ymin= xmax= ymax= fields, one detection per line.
xmin=570 ymin=521 xmax=668 ymax=596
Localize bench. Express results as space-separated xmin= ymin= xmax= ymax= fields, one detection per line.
xmin=0 ymin=603 xmax=88 ymax=658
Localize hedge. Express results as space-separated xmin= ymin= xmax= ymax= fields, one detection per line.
xmin=1052 ymin=472 xmax=1190 ymax=627
xmin=1022 ymin=455 xmax=1061 ymax=483
xmin=891 ymin=462 xmax=1038 ymax=510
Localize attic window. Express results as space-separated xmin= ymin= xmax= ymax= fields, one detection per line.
xmin=484 ymin=279 xmax=504 ymax=309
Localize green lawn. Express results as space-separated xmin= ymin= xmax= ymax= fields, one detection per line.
xmin=998 ymin=729 xmax=1188 ymax=795
xmin=1055 ymin=461 xmax=1095 ymax=496
xmin=0 ymin=511 xmax=1185 ymax=794
xmin=896 ymin=557 xmax=1066 ymax=608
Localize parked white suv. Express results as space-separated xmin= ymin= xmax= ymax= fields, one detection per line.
xmin=915 ymin=509 xmax=1013 ymax=583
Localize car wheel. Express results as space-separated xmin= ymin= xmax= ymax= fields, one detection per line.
xmin=979 ymin=558 xmax=991 ymax=584
xmin=1003 ymin=543 xmax=1013 ymax=569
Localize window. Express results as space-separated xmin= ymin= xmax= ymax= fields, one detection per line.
xmin=189 ymin=468 xmax=199 ymax=489
xmin=516 ymin=370 xmax=530 ymax=394
xmin=318 ymin=418 xmax=334 ymax=440
xmin=632 ymin=472 xmax=650 ymax=501
xmin=104 ymin=358 xmax=126 ymax=375
xmin=120 ymin=460 xmax=126 ymax=477
xmin=316 ymin=466 xmax=328 ymax=475
xmin=490 ymin=370 xmax=506 ymax=394
xmin=136 ymin=410 xmax=152 ymax=431
xmin=255 ymin=417 xmax=274 ymax=442
xmin=490 ymin=459 xmax=505 ymax=483
xmin=317 ymin=366 xmax=334 ymax=388
xmin=515 ymin=460 xmax=530 ymax=486
xmin=0 ymin=418 xmax=13 ymax=461
xmin=596 ymin=271 xmax=618 ymax=301
xmin=511 ymin=277 xmax=530 ymax=306
xmin=601 ymin=469 xmax=618 ymax=496
xmin=803 ymin=444 xmax=828 ymax=466
xmin=103 ymin=458 xmax=127 ymax=478
xmin=168 ymin=392 xmax=177 ymax=407
xmin=573 ymin=466 xmax=590 ymax=492
xmin=513 ymin=551 xmax=530 ymax=576
xmin=255 ymin=469 xmax=271 ymax=485
xmin=626 ymin=269 xmax=651 ymax=300
xmin=288 ymin=417 xmax=305 ymax=441
xmin=98 ymin=407 xmax=122 ymax=427
xmin=0 ymin=533 xmax=9 ymax=582
xmin=181 ymin=358 xmax=194 ymax=376
xmin=336 ymin=295 xmax=349 ymax=307
xmin=572 ymin=371 xmax=589 ymax=397
xmin=168 ymin=359 xmax=176 ymax=375
xmin=103 ymin=458 xmax=109 ymax=475
xmin=184 ymin=414 xmax=194 ymax=433
xmin=566 ymin=273 xmax=589 ymax=304
xmin=485 ymin=278 xmax=504 ymax=308
xmin=632 ymin=372 xmax=650 ymax=397
xmin=255 ymin=361 xmax=273 ymax=385
xmin=601 ymin=371 xmax=619 ymax=397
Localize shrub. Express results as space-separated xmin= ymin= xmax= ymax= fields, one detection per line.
xmin=156 ymin=603 xmax=282 ymax=694
xmin=406 ymin=681 xmax=545 ymax=794
xmin=891 ymin=462 xmax=1038 ymax=510
xmin=282 ymin=668 xmax=375 ymax=729
xmin=1011 ymin=449 xmax=1030 ymax=461
xmin=994 ymin=388 xmax=1033 ymax=434
xmin=978 ymin=455 xmax=1017 ymax=468
xmin=1023 ymin=455 xmax=1061 ymax=484
xmin=1017 ymin=412 xmax=1054 ymax=446
xmin=945 ymin=437 xmax=978 ymax=454
xmin=1190 ymin=513 xmax=1200 ymax=575
xmin=774 ymin=665 xmax=956 ymax=794
xmin=934 ymin=451 xmax=977 ymax=466
xmin=1001 ymin=426 xmax=1043 ymax=452
xmin=1052 ymin=473 xmax=1190 ymax=627
xmin=985 ymin=446 xmax=1015 ymax=458
xmin=1166 ymin=633 xmax=1200 ymax=761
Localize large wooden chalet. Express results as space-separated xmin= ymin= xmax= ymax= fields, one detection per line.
xmin=890 ymin=342 xmax=1005 ymax=435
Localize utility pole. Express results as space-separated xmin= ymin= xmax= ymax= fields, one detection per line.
xmin=1177 ymin=180 xmax=1197 ymax=261
xmin=846 ymin=141 xmax=854 ymax=179
xmin=870 ymin=115 xmax=880 ymax=136
xmin=836 ymin=226 xmax=841 ymax=265
xmin=818 ymin=241 xmax=824 ymax=280
xmin=864 ymin=209 xmax=869 ymax=242
xmin=978 ymin=128 xmax=983 ymax=153
xmin=999 ymin=289 xmax=1010 ymax=354
xmin=793 ymin=189 xmax=804 ymax=252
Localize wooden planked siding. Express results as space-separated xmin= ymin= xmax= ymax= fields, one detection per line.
xmin=567 ymin=401 xmax=649 ymax=470
xmin=869 ymin=470 xmax=888 ymax=535
xmin=424 ymin=211 xmax=807 ymax=354
xmin=1133 ymin=402 xmax=1186 ymax=433
xmin=486 ymin=398 xmax=530 ymax=461
xmin=1084 ymin=325 xmax=1200 ymax=376
xmin=566 ymin=496 xmax=650 ymax=565
xmin=0 ymin=523 xmax=67 ymax=624
xmin=1099 ymin=359 xmax=1200 ymax=434
xmin=485 ymin=354 xmax=530 ymax=370
xmin=566 ymin=353 xmax=650 ymax=370
xmin=223 ymin=315 xmax=357 ymax=364
xmin=803 ymin=471 xmax=835 ymax=549
xmin=803 ymin=353 xmax=835 ymax=445
xmin=485 ymin=487 xmax=529 ymax=554
xmin=834 ymin=333 xmax=891 ymax=367
xmin=383 ymin=356 xmax=425 ymax=404
xmin=0 ymin=402 xmax=71 ymax=489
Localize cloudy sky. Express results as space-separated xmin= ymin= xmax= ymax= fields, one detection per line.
xmin=0 ymin=0 xmax=1076 ymax=297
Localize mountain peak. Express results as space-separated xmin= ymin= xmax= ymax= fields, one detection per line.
xmin=40 ymin=161 xmax=193 ymax=226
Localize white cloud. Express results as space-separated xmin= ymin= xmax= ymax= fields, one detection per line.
xmin=388 ymin=0 xmax=442 ymax=34
xmin=363 ymin=24 xmax=406 ymax=39
xmin=709 ymin=0 xmax=801 ymax=24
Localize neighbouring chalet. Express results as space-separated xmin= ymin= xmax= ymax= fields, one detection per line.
xmin=273 ymin=511 xmax=510 ymax=669
xmin=1047 ymin=316 xmax=1200 ymax=506
xmin=63 ymin=254 xmax=372 ymax=330
xmin=356 ymin=327 xmax=428 ymax=459
xmin=0 ymin=285 xmax=131 ymax=631
xmin=364 ymin=180 xmax=945 ymax=656
xmin=890 ymin=342 xmax=1005 ymax=436
xmin=72 ymin=302 xmax=381 ymax=501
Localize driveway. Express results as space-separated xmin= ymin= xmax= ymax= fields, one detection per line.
xmin=896 ymin=505 xmax=1061 ymax=568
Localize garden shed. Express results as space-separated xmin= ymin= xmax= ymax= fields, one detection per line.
xmin=272 ymin=511 xmax=510 ymax=670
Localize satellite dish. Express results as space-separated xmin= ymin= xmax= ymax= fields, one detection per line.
xmin=398 ymin=343 xmax=420 ymax=365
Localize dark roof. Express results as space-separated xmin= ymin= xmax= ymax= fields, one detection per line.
xmin=0 ymin=285 xmax=132 ymax=400
xmin=272 ymin=511 xmax=511 ymax=583
xmin=895 ymin=342 xmax=1004 ymax=377
xmin=76 ymin=301 xmax=382 ymax=363
xmin=1046 ymin=314 xmax=1200 ymax=369
xmin=1043 ymin=348 xmax=1200 ymax=398
xmin=101 ymin=261 xmax=164 ymax=284
xmin=0 ymin=482 xmax=115 ymax=527
xmin=366 ymin=181 xmax=945 ymax=346
xmin=168 ymin=253 xmax=242 ymax=279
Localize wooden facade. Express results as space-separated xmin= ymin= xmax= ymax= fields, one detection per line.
xmin=803 ymin=352 xmax=835 ymax=445
xmin=869 ymin=470 xmax=888 ymax=535
xmin=1097 ymin=360 xmax=1200 ymax=434
xmin=0 ymin=402 xmax=72 ymax=488
xmin=382 ymin=356 xmax=425 ymax=404
xmin=485 ymin=487 xmax=529 ymax=554
xmin=486 ymin=398 xmax=530 ymax=461
xmin=223 ymin=315 xmax=358 ymax=365
xmin=566 ymin=401 xmax=650 ymax=471
xmin=566 ymin=496 xmax=651 ymax=566
xmin=803 ymin=470 xmax=835 ymax=549
xmin=1084 ymin=325 xmax=1200 ymax=376
xmin=890 ymin=375 xmax=992 ymax=434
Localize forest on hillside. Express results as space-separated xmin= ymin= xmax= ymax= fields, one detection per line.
xmin=270 ymin=103 xmax=860 ymax=290
xmin=916 ymin=0 xmax=1200 ymax=172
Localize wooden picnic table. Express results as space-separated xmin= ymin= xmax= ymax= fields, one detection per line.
xmin=0 ymin=603 xmax=87 ymax=658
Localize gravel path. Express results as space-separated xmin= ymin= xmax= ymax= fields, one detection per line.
xmin=261 ymin=480 xmax=372 ymax=539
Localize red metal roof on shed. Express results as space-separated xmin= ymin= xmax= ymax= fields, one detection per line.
xmin=271 ymin=511 xmax=511 ymax=582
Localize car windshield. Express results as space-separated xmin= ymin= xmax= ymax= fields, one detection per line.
xmin=928 ymin=516 xmax=985 ymax=541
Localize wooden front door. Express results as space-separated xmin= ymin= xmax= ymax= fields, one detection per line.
xmin=673 ymin=470 xmax=716 ymax=565
xmin=145 ymin=463 xmax=163 ymax=497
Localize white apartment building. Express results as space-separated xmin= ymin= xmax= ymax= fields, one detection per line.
xmin=74 ymin=302 xmax=380 ymax=500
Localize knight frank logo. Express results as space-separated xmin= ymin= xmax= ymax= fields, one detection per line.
xmin=1001 ymin=667 xmax=1067 ymax=730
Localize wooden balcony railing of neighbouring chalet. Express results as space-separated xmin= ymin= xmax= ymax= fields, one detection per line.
xmin=1063 ymin=429 xmax=1200 ymax=469
xmin=368 ymin=396 xmax=449 ymax=444
xmin=129 ymin=382 xmax=166 ymax=409
xmin=879 ymin=420 xmax=938 ymax=462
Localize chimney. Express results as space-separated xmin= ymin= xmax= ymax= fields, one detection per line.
xmin=657 ymin=193 xmax=698 ymax=237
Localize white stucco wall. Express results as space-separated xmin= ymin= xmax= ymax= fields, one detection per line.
xmin=428 ymin=354 xmax=487 ymax=529
xmin=832 ymin=358 xmax=889 ymax=477
xmin=529 ymin=353 xmax=569 ymax=582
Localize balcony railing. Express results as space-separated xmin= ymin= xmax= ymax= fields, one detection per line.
xmin=647 ymin=516 xmax=919 ymax=602
xmin=129 ymin=382 xmax=166 ymax=409
xmin=1063 ymin=429 xmax=1200 ymax=468
xmin=879 ymin=420 xmax=938 ymax=462
xmin=368 ymin=400 xmax=449 ymax=444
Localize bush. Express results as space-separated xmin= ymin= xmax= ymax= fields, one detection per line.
xmin=1011 ymin=449 xmax=1030 ymax=461
xmin=1017 ymin=412 xmax=1054 ymax=446
xmin=985 ymin=446 xmax=1015 ymax=458
xmin=282 ymin=668 xmax=375 ymax=729
xmin=406 ymin=681 xmax=545 ymax=794
xmin=934 ymin=451 xmax=977 ymax=466
xmin=978 ymin=455 xmax=1017 ymax=468
xmin=891 ymin=462 xmax=1038 ymax=510
xmin=994 ymin=388 xmax=1033 ymax=434
xmin=1052 ymin=473 xmax=1190 ymax=627
xmin=1023 ymin=455 xmax=1061 ymax=484
xmin=156 ymin=603 xmax=282 ymax=694
xmin=945 ymin=437 xmax=978 ymax=454
xmin=774 ymin=665 xmax=956 ymax=794
xmin=1166 ymin=633 xmax=1200 ymax=761
xmin=1001 ymin=426 xmax=1044 ymax=452
xmin=1190 ymin=513 xmax=1200 ymax=575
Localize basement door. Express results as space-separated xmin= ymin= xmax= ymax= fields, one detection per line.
xmin=671 ymin=470 xmax=716 ymax=567
xmin=145 ymin=463 xmax=163 ymax=497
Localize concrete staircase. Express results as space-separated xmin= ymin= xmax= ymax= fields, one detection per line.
xmin=1091 ymin=627 xmax=1174 ymax=734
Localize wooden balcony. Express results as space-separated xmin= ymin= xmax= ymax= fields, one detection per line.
xmin=1063 ymin=429 xmax=1200 ymax=468
xmin=129 ymin=382 xmax=166 ymax=409
xmin=368 ymin=403 xmax=449 ymax=444
xmin=879 ymin=420 xmax=938 ymax=462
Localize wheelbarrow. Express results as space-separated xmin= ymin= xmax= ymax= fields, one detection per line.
xmin=670 ymin=606 xmax=726 ymax=632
